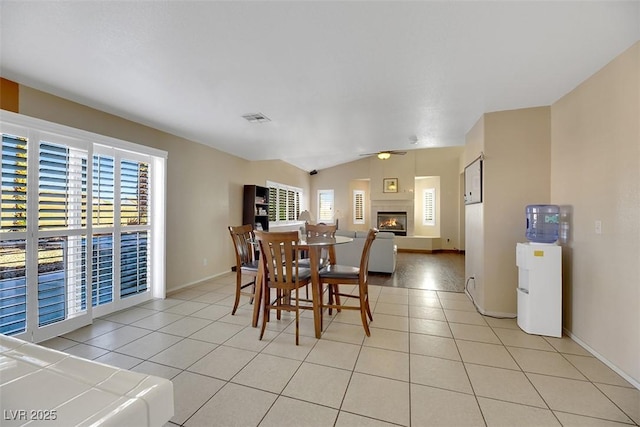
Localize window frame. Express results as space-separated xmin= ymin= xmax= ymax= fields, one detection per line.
xmin=1 ymin=111 xmax=167 ymax=341
xmin=317 ymin=189 xmax=335 ymax=224
xmin=267 ymin=181 xmax=302 ymax=225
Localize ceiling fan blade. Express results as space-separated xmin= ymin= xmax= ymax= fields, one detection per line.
xmin=389 ymin=151 xmax=407 ymax=155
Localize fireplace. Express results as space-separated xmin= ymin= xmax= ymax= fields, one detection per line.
xmin=377 ymin=211 xmax=407 ymax=236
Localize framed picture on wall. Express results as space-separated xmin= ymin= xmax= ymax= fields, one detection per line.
xmin=383 ymin=178 xmax=398 ymax=193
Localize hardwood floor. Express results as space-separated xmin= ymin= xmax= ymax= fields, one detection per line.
xmin=369 ymin=251 xmax=466 ymax=293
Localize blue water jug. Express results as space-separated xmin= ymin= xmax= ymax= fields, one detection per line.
xmin=526 ymin=205 xmax=559 ymax=244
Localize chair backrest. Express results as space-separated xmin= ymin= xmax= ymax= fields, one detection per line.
xmin=305 ymin=223 xmax=337 ymax=265
xmin=255 ymin=230 xmax=304 ymax=290
xmin=228 ymin=224 xmax=256 ymax=267
xmin=359 ymin=228 xmax=378 ymax=280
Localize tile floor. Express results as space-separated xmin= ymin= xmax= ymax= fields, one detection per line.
xmin=41 ymin=273 xmax=639 ymax=427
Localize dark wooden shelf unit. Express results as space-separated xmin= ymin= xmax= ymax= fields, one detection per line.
xmin=243 ymin=185 xmax=269 ymax=232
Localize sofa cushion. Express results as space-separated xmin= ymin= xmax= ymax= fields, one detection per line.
xmin=376 ymin=232 xmax=395 ymax=239
xmin=336 ymin=230 xmax=356 ymax=238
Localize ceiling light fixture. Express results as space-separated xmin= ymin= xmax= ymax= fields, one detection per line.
xmin=377 ymin=152 xmax=391 ymax=160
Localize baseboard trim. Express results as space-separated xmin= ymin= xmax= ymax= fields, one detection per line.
xmin=167 ymin=270 xmax=230 ymax=296
xmin=563 ymin=328 xmax=640 ymax=390
xmin=398 ymin=248 xmax=463 ymax=254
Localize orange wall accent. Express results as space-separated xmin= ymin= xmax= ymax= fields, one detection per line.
xmin=1 ymin=78 xmax=19 ymax=112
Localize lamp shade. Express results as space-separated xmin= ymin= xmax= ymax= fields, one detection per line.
xmin=377 ymin=152 xmax=391 ymax=160
xmin=298 ymin=210 xmax=313 ymax=222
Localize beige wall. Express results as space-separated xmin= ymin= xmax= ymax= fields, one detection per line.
xmin=551 ymin=42 xmax=640 ymax=383
xmin=16 ymin=86 xmax=309 ymax=292
xmin=310 ymin=147 xmax=463 ymax=249
xmin=464 ymin=107 xmax=552 ymax=315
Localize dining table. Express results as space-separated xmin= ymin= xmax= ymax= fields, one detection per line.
xmin=251 ymin=233 xmax=353 ymax=339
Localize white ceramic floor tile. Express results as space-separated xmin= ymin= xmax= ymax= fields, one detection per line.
xmin=543 ymin=335 xmax=593 ymax=356
xmin=408 ymin=296 xmax=441 ymax=308
xmin=261 ymin=331 xmax=317 ymax=361
xmin=103 ymin=307 xmax=157 ymax=324
xmin=465 ymin=363 xmax=548 ymax=408
xmin=260 ymin=396 xmax=338 ymax=427
xmin=305 ymin=339 xmax=361 ymax=370
xmin=594 ymin=383 xmax=640 ymax=425
xmin=527 ymin=373 xmax=634 ymax=423
xmin=456 ymin=340 xmax=520 ymax=370
xmin=335 ymin=411 xmax=398 ymax=427
xmin=93 ymin=351 xmax=143 ymax=370
xmin=157 ymin=316 xmax=212 ymax=337
xmin=115 ymin=331 xmax=183 ymax=359
xmin=130 ymin=360 xmax=181 ymax=380
xmin=443 ymin=309 xmax=488 ymax=326
xmin=508 ymin=346 xmax=587 ymax=380
xmin=188 ymin=345 xmax=258 ymax=381
xmin=439 ymin=298 xmax=476 ymax=311
xmin=409 ymin=317 xmax=452 ymax=338
xmin=367 ymin=313 xmax=408 ymax=332
xmin=449 ymin=323 xmax=501 ymax=344
xmin=477 ymin=397 xmax=561 ymax=426
xmin=564 ymin=354 xmax=634 ymax=387
xmin=373 ymin=302 xmax=408 ymax=317
xmin=321 ymin=321 xmax=366 ymax=345
xmin=410 ymin=353 xmax=472 ymax=394
xmin=364 ymin=327 xmax=409 ymax=352
xmin=410 ymin=383 xmax=484 ymax=427
xmin=131 ymin=311 xmax=184 ymax=330
xmin=553 ymin=411 xmax=637 ymax=426
xmin=232 ymin=353 xmax=301 ymax=393
xmin=190 ymin=303 xmax=233 ymax=321
xmin=408 ymin=305 xmax=446 ymax=321
xmin=61 ymin=319 xmax=123 ymax=342
xmin=342 ymin=373 xmax=410 ymax=426
xmin=409 ymin=332 xmax=460 ymax=360
xmin=85 ymin=326 xmax=150 ymax=351
xmin=493 ymin=327 xmax=556 ymax=351
xmin=188 ymin=321 xmax=245 ymax=344
xmin=39 ymin=336 xmax=78 ymax=351
xmin=170 ymin=370 xmax=225 ymax=425
xmin=282 ymin=362 xmax=351 ymax=409
xmin=149 ymin=338 xmax=216 ymax=369
xmin=63 ymin=343 xmax=110 ymax=360
xmin=484 ymin=317 xmax=519 ymax=330
xmin=356 ymin=346 xmax=409 ymax=382
xmin=376 ymin=293 xmax=409 ymax=305
xmin=223 ymin=325 xmax=279 ymax=352
xmin=164 ymin=300 xmax=210 ymax=316
xmin=184 ymin=382 xmax=276 ymax=427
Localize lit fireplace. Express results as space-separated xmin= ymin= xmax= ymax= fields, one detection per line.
xmin=377 ymin=211 xmax=407 ymax=236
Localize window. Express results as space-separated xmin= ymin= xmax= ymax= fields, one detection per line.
xmin=267 ymin=181 xmax=301 ymax=224
xmin=317 ymin=189 xmax=334 ymax=223
xmin=353 ymin=190 xmax=365 ymax=225
xmin=423 ymin=188 xmax=436 ymax=226
xmin=0 ymin=112 xmax=166 ymax=342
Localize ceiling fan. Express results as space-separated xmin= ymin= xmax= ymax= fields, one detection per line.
xmin=360 ymin=150 xmax=408 ymax=160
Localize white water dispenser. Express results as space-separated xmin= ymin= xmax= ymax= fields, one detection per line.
xmin=516 ymin=242 xmax=562 ymax=337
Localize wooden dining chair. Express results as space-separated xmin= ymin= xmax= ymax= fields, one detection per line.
xmin=228 ymin=225 xmax=259 ymax=315
xmin=319 ymin=228 xmax=377 ymax=336
xmin=255 ymin=230 xmax=313 ymax=345
xmin=305 ymin=223 xmax=337 ymax=267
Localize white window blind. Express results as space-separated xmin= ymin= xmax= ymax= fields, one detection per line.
xmin=267 ymin=181 xmax=302 ymax=224
xmin=423 ymin=188 xmax=436 ymax=226
xmin=353 ymin=190 xmax=365 ymax=224
xmin=317 ymin=189 xmax=334 ymax=223
xmin=1 ymin=112 xmax=166 ymax=342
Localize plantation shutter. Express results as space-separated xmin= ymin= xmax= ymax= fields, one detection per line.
xmin=423 ymin=188 xmax=435 ymax=226
xmin=1 ymin=133 xmax=28 ymax=232
xmin=353 ymin=190 xmax=365 ymax=224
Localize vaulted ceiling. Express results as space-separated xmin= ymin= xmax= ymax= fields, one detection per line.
xmin=1 ymin=1 xmax=638 ymax=171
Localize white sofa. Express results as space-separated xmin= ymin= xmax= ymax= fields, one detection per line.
xmin=334 ymin=230 xmax=397 ymax=273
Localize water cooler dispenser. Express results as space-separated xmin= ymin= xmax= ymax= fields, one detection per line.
xmin=516 ymin=205 xmax=562 ymax=337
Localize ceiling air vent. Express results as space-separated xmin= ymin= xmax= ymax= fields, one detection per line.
xmin=242 ymin=113 xmax=271 ymax=123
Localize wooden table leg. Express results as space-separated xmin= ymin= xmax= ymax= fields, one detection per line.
xmin=309 ymin=246 xmax=322 ymax=338
xmin=252 ymin=261 xmax=263 ymax=328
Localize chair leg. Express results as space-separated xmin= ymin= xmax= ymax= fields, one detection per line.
xmin=359 ymin=293 xmax=371 ymax=336
xmin=333 ymin=284 xmax=342 ymax=313
xmin=295 ymin=287 xmax=300 ymax=346
xmin=259 ymin=288 xmax=269 ymax=341
xmin=249 ymin=278 xmax=256 ymax=305
xmin=232 ymin=273 xmax=242 ymax=315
